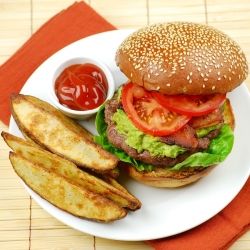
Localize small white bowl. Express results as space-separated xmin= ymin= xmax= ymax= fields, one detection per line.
xmin=48 ymin=57 xmax=115 ymax=120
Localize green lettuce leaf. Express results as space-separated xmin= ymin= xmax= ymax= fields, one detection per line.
xmin=168 ymin=124 xmax=234 ymax=170
xmin=94 ymin=104 xmax=234 ymax=171
xmin=94 ymin=104 xmax=153 ymax=171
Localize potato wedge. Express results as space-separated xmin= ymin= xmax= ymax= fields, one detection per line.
xmin=21 ymin=129 xmax=43 ymax=148
xmin=102 ymin=173 xmax=142 ymax=208
xmin=107 ymin=166 xmax=120 ymax=179
xmin=10 ymin=93 xmax=119 ymax=173
xmin=24 ymin=95 xmax=94 ymax=141
xmin=9 ymin=152 xmax=127 ymax=222
xmin=2 ymin=132 xmax=141 ymax=210
xmin=12 ymin=94 xmax=93 ymax=148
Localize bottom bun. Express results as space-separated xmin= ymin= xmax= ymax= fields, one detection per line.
xmin=120 ymin=162 xmax=217 ymax=188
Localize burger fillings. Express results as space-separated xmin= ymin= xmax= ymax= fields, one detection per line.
xmin=94 ymin=22 xmax=249 ymax=188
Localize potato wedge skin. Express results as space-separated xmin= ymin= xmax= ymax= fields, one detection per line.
xmin=107 ymin=167 xmax=120 ymax=179
xmin=2 ymin=131 xmax=141 ymax=210
xmin=12 ymin=94 xmax=93 ymax=147
xmin=24 ymin=95 xmax=94 ymax=141
xmin=10 ymin=93 xmax=119 ymax=173
xmin=102 ymin=173 xmax=142 ymax=209
xmin=9 ymin=152 xmax=127 ymax=222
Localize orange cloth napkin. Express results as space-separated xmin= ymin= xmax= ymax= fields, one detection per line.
xmin=147 ymin=177 xmax=250 ymax=250
xmin=0 ymin=1 xmax=116 ymax=125
xmin=1 ymin=1 xmax=250 ymax=249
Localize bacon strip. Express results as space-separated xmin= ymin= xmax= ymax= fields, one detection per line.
xmin=188 ymin=108 xmax=223 ymax=129
xmin=160 ymin=108 xmax=224 ymax=150
xmin=160 ymin=125 xmax=198 ymax=149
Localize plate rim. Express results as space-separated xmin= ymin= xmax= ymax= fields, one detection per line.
xmin=9 ymin=29 xmax=250 ymax=241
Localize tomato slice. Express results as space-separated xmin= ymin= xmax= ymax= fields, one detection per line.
xmin=121 ymin=82 xmax=191 ymax=136
xmin=152 ymin=92 xmax=226 ymax=116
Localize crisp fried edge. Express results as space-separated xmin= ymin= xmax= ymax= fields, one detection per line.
xmin=2 ymin=131 xmax=141 ymax=210
xmin=24 ymin=95 xmax=94 ymax=141
xmin=10 ymin=93 xmax=119 ymax=173
xmin=9 ymin=151 xmax=127 ymax=222
xmin=102 ymin=173 xmax=142 ymax=210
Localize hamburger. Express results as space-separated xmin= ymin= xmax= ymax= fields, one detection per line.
xmin=94 ymin=22 xmax=248 ymax=188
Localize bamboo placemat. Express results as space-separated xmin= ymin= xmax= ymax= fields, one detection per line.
xmin=1 ymin=0 xmax=250 ymax=249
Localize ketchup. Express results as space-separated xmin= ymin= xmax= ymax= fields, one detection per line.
xmin=55 ymin=63 xmax=108 ymax=111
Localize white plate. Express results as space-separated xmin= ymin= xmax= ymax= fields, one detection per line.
xmin=9 ymin=29 xmax=250 ymax=241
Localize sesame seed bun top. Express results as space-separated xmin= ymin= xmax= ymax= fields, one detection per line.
xmin=115 ymin=22 xmax=248 ymax=95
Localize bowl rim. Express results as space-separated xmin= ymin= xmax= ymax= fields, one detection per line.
xmin=49 ymin=56 xmax=115 ymax=115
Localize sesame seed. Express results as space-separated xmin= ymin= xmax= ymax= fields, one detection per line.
xmin=116 ymin=21 xmax=248 ymax=94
